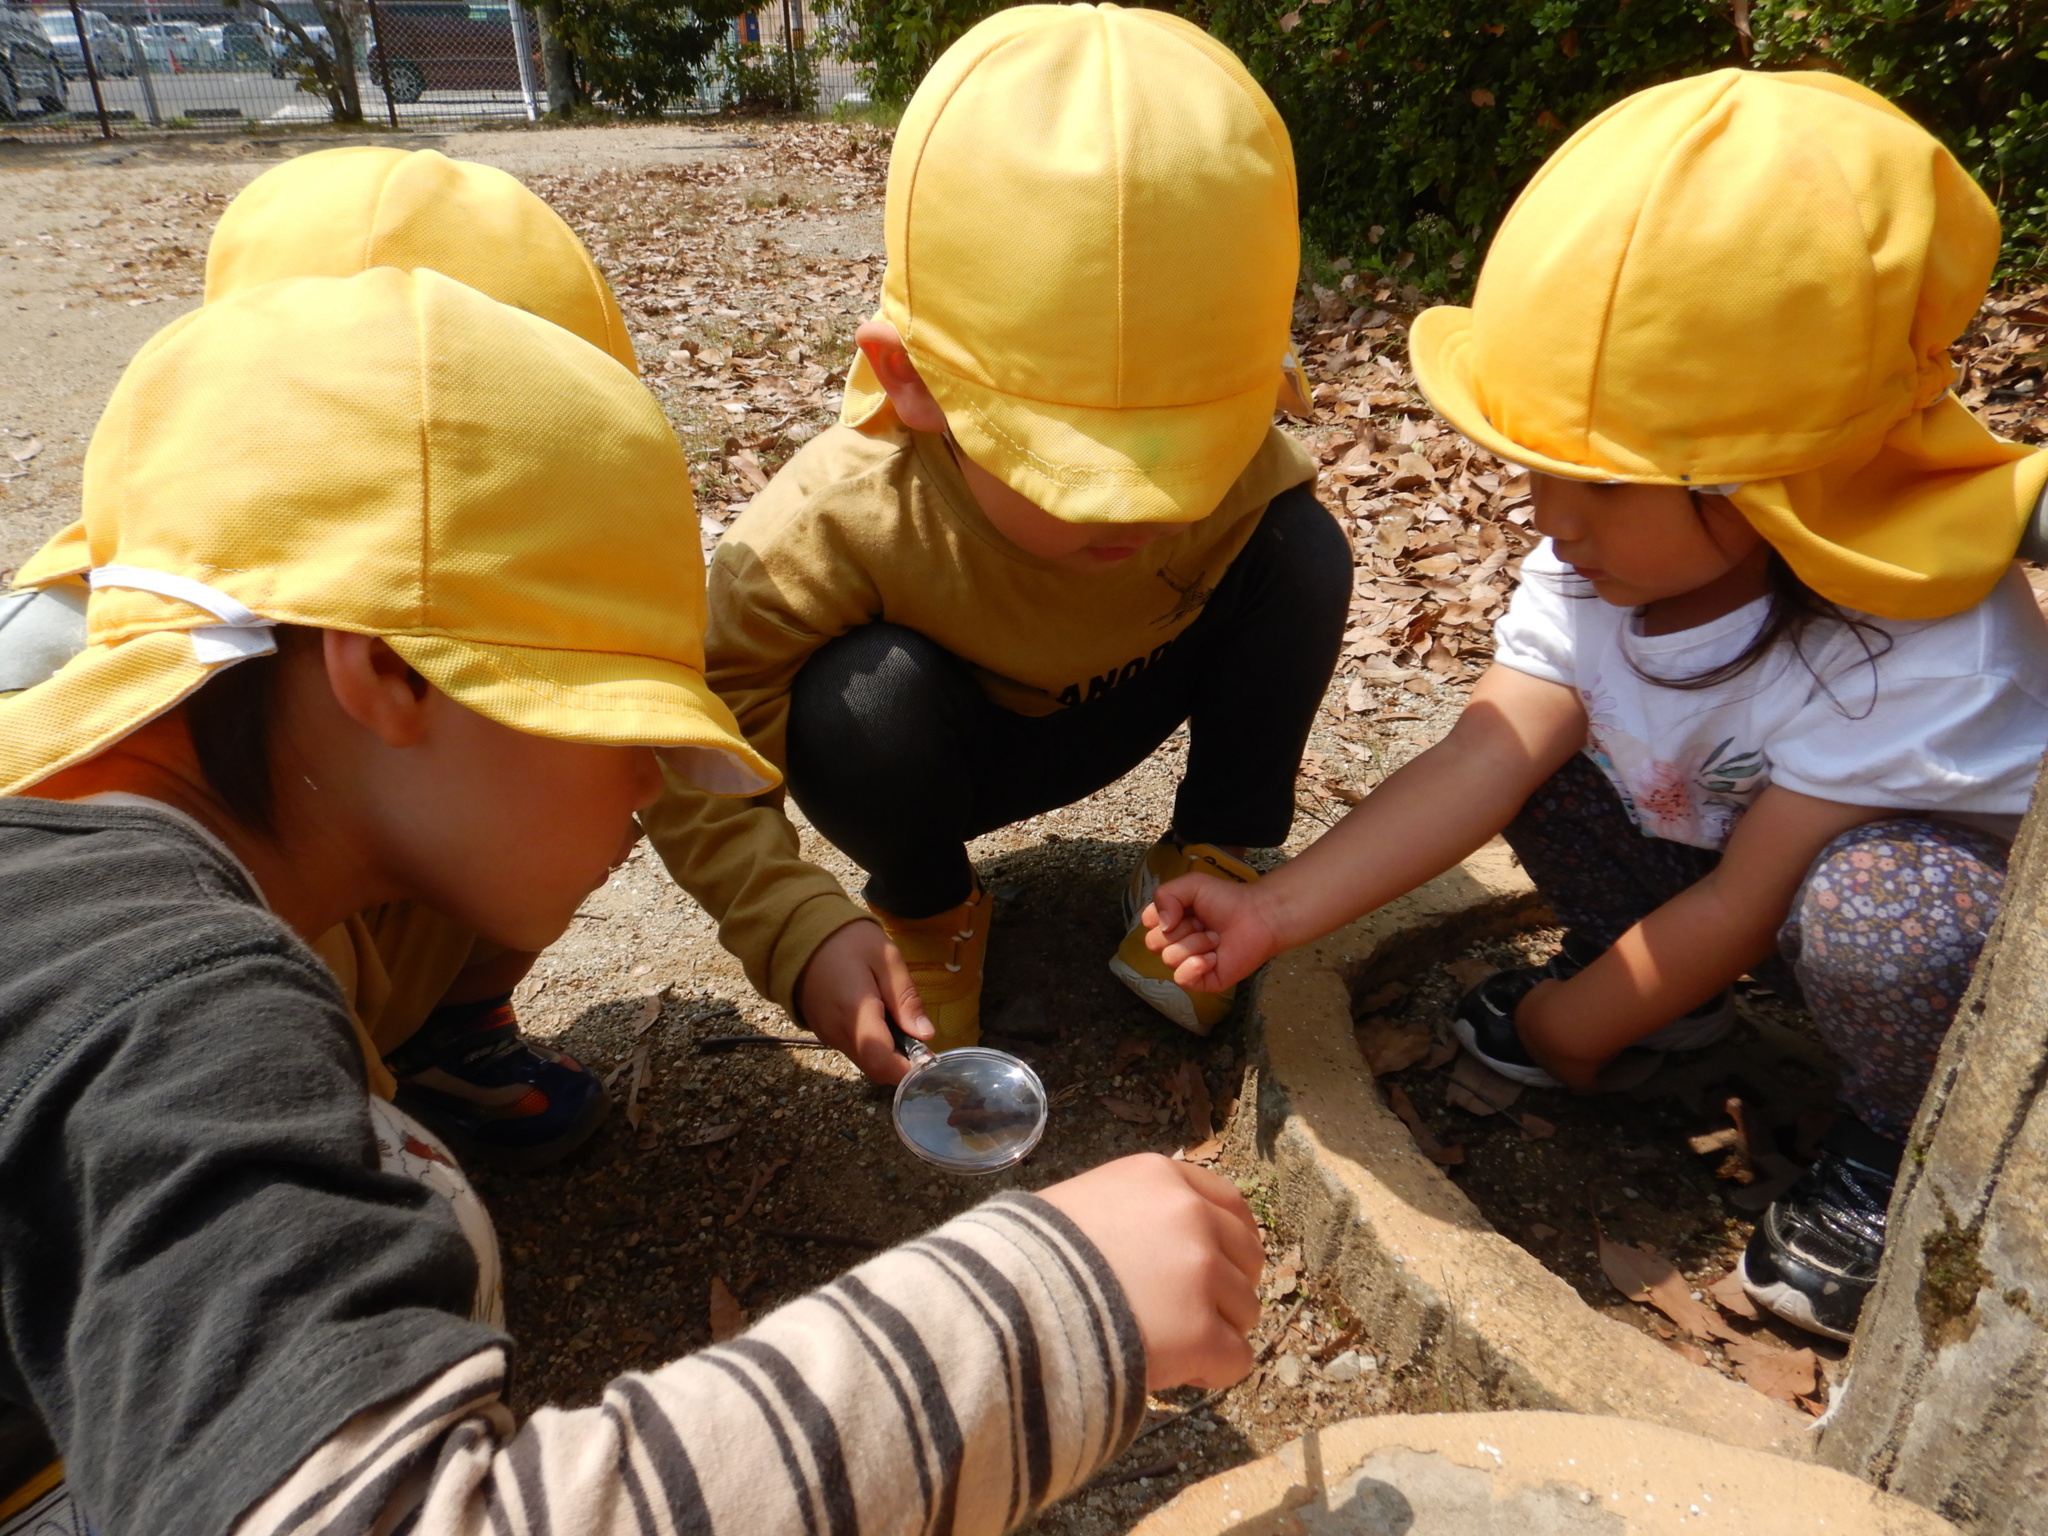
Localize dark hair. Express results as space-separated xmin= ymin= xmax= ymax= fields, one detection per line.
xmin=183 ymin=637 xmax=289 ymax=836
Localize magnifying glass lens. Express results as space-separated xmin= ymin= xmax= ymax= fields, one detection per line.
xmin=893 ymin=1047 xmax=1047 ymax=1174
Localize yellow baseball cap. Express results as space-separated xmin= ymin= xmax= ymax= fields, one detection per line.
xmin=17 ymin=146 xmax=635 ymax=594
xmin=1411 ymin=68 xmax=2048 ymax=620
xmin=0 ymin=268 xmax=775 ymax=799
xmin=839 ymin=2 xmax=1300 ymax=524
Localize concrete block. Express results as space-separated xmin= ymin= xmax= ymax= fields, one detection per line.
xmin=1243 ymin=843 xmax=1808 ymax=1455
xmin=1130 ymin=1413 xmax=1958 ymax=1536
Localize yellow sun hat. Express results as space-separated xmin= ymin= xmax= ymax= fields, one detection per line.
xmin=838 ymin=2 xmax=1300 ymax=524
xmin=208 ymin=145 xmax=635 ymax=368
xmin=1410 ymin=68 xmax=2048 ymax=621
xmin=0 ymin=268 xmax=775 ymax=799
xmin=16 ymin=146 xmax=635 ymax=595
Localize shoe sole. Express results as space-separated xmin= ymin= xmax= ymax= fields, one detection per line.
xmin=1636 ymin=996 xmax=1739 ymax=1053
xmin=1108 ymin=954 xmax=1220 ymax=1037
xmin=1737 ymin=1251 xmax=1857 ymax=1343
xmin=397 ymin=1078 xmax=612 ymax=1175
xmin=1449 ymin=1014 xmax=1561 ymax=1089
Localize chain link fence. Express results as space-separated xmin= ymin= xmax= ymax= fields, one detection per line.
xmin=0 ymin=0 xmax=863 ymax=136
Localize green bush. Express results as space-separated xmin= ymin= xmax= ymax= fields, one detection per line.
xmin=715 ymin=36 xmax=820 ymax=110
xmin=1754 ymin=0 xmax=2048 ymax=274
xmin=551 ymin=0 xmax=743 ymax=116
xmin=822 ymin=0 xmax=1001 ymax=103
xmin=834 ymin=0 xmax=2044 ymax=291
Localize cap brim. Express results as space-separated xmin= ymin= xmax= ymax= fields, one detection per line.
xmin=922 ymin=358 xmax=1277 ymax=524
xmin=1410 ymin=307 xmax=1682 ymax=485
xmin=390 ymin=635 xmax=778 ymax=796
xmin=0 ymin=631 xmax=215 ymax=795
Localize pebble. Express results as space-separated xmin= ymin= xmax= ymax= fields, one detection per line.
xmin=1275 ymin=1353 xmax=1305 ymax=1389
xmin=1321 ymin=1349 xmax=1375 ymax=1383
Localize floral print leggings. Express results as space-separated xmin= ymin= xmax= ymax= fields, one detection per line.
xmin=1502 ymin=752 xmax=2010 ymax=1142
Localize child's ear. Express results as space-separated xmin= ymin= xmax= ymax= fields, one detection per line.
xmin=323 ymin=632 xmax=432 ymax=749
xmin=854 ymin=319 xmax=950 ymax=435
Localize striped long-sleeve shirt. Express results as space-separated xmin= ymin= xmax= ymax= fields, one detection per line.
xmin=234 ymin=1196 xmax=1145 ymax=1536
xmin=0 ymin=800 xmax=1143 ymax=1536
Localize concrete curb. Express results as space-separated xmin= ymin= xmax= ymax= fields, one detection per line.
xmin=1242 ymin=842 xmax=1809 ymax=1455
xmin=1129 ymin=1413 xmax=1957 ymax=1536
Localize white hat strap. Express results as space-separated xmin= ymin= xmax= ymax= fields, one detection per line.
xmin=89 ymin=564 xmax=279 ymax=666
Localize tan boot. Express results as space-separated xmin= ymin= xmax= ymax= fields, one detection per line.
xmin=869 ymin=884 xmax=990 ymax=1053
xmin=1110 ymin=840 xmax=1259 ymax=1035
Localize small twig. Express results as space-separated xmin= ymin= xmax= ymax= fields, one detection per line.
xmin=759 ymin=1226 xmax=884 ymax=1252
xmin=696 ymin=1034 xmax=836 ymax=1051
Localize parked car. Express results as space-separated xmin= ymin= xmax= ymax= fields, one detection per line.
xmin=219 ymin=18 xmax=279 ymax=66
xmin=34 ymin=7 xmax=132 ymax=77
xmin=0 ymin=5 xmax=67 ymax=114
xmin=367 ymin=2 xmax=530 ymax=102
xmin=139 ymin=19 xmax=208 ymax=67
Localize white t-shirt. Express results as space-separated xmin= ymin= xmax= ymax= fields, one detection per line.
xmin=1492 ymin=541 xmax=2048 ymax=850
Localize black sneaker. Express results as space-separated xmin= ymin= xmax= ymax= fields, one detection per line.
xmin=1450 ymin=968 xmax=1560 ymax=1087
xmin=1541 ymin=935 xmax=1737 ymax=1052
xmin=386 ymin=993 xmax=611 ymax=1173
xmin=1740 ymin=1119 xmax=1901 ymax=1341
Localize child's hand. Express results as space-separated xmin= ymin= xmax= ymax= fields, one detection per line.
xmin=1037 ymin=1154 xmax=1262 ymax=1390
xmin=797 ymin=920 xmax=934 ymax=1085
xmin=1143 ymin=874 xmax=1283 ymax=992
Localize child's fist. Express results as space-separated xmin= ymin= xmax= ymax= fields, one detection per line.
xmin=1144 ymin=874 xmax=1282 ymax=992
xmin=1038 ymin=1154 xmax=1262 ymax=1390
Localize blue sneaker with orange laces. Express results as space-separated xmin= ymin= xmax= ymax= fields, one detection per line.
xmin=385 ymin=993 xmax=609 ymax=1172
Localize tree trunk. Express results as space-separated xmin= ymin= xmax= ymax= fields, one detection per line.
xmin=1816 ymin=754 xmax=2048 ymax=1532
xmin=532 ymin=0 xmax=577 ymax=115
xmin=313 ymin=0 xmax=363 ymax=123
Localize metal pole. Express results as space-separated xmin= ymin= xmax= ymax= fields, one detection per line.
xmin=363 ymin=0 xmax=399 ymax=129
xmin=778 ymin=0 xmax=796 ymax=108
xmin=66 ymin=0 xmax=113 ymax=138
xmin=506 ymin=0 xmax=537 ymax=121
xmin=125 ymin=22 xmax=159 ymax=124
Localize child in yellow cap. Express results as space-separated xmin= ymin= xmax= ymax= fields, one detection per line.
xmin=1143 ymin=70 xmax=2048 ymax=1343
xmin=642 ymin=3 xmax=1346 ymax=1075
xmin=0 ymin=269 xmax=1264 ymax=1536
xmin=2 ymin=145 xmax=642 ymax=1171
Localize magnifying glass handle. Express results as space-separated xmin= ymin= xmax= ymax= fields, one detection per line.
xmin=889 ymin=1020 xmax=937 ymax=1068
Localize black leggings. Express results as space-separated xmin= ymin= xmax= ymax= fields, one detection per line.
xmin=785 ymin=485 xmax=1350 ymax=918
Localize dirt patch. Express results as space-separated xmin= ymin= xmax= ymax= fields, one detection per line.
xmin=1354 ymin=929 xmax=1850 ymax=1417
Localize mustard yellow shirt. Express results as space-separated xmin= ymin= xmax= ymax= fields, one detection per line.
xmin=641 ymin=420 xmax=1317 ymax=1010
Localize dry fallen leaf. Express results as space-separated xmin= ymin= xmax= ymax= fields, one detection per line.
xmin=1597 ymin=1233 xmax=1742 ymax=1344
xmin=725 ymin=1157 xmax=789 ymax=1226
xmin=1737 ymin=1346 xmax=1820 ymax=1404
xmin=1183 ymin=1136 xmax=1224 ymax=1165
xmin=623 ymin=1042 xmax=651 ymax=1130
xmin=1517 ymin=1112 xmax=1557 ymax=1140
xmin=1386 ymin=1083 xmax=1463 ymax=1165
xmin=1264 ymin=1245 xmax=1303 ymax=1301
xmin=1709 ymin=1270 xmax=1761 ymax=1321
xmin=1356 ymin=1017 xmax=1432 ymax=1076
xmin=1111 ymin=1037 xmax=1155 ymax=1075
xmin=682 ymin=1121 xmax=741 ymax=1147
xmin=709 ymin=1276 xmax=745 ymax=1343
xmin=1169 ymin=1060 xmax=1215 ymax=1140
xmin=1449 ymin=1051 xmax=1523 ymax=1111
xmin=1443 ymin=957 xmax=1497 ymax=990
xmin=8 ymin=439 xmax=40 ymax=462
xmin=1099 ymin=1095 xmax=1159 ymax=1125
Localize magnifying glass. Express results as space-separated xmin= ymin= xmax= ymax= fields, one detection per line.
xmin=890 ymin=1026 xmax=1049 ymax=1175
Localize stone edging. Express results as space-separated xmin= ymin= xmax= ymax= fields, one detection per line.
xmin=1241 ymin=842 xmax=1809 ymax=1455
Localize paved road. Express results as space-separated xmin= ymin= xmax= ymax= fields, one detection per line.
xmin=56 ymin=66 xmax=532 ymax=126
